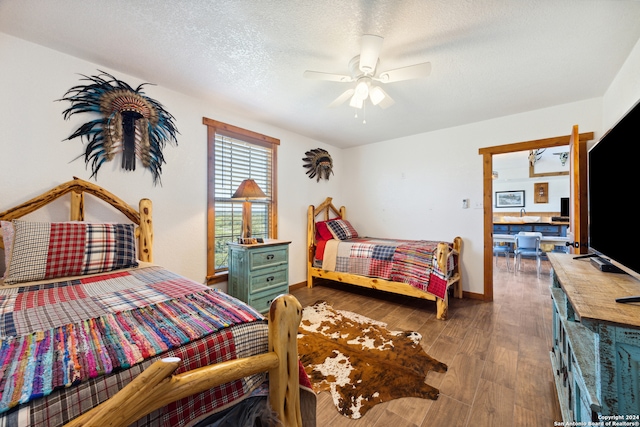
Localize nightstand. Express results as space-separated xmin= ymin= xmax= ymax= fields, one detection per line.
xmin=227 ymin=240 xmax=291 ymax=314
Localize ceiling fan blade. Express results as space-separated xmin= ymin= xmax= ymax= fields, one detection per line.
xmin=359 ymin=35 xmax=384 ymax=74
xmin=329 ymin=89 xmax=355 ymax=108
xmin=376 ymin=62 xmax=431 ymax=83
xmin=303 ymin=70 xmax=353 ymax=82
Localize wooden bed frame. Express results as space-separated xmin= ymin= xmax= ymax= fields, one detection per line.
xmin=0 ymin=177 xmax=304 ymax=427
xmin=307 ymin=197 xmax=463 ymax=320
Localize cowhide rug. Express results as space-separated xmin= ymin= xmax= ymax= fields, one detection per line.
xmin=297 ymin=301 xmax=447 ymax=419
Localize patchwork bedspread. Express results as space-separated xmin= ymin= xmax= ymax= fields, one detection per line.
xmin=320 ymin=238 xmax=456 ymax=299
xmin=0 ymin=266 xmax=268 ymax=427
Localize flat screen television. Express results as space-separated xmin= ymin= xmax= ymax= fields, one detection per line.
xmin=588 ymin=98 xmax=640 ymax=280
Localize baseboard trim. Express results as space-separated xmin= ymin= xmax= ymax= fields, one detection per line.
xmin=290 ymin=281 xmax=487 ymax=301
xmin=288 ymin=281 xmax=307 ymax=291
xmin=463 ymin=291 xmax=486 ymax=300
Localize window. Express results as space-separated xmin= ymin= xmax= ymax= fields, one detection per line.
xmin=204 ymin=118 xmax=279 ymax=283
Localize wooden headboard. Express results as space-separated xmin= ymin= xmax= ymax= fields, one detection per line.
xmin=0 ymin=177 xmax=153 ymax=262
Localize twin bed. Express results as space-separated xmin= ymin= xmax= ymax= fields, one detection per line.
xmin=307 ymin=197 xmax=463 ymax=320
xmin=0 ymin=178 xmax=312 ymax=427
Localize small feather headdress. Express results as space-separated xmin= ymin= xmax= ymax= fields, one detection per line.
xmin=302 ymin=148 xmax=334 ymax=181
xmin=59 ymin=71 xmax=179 ymax=185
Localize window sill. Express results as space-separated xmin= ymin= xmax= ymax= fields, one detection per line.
xmin=206 ymin=271 xmax=228 ymax=285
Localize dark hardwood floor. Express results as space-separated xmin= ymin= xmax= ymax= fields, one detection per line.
xmin=290 ymin=256 xmax=562 ymax=426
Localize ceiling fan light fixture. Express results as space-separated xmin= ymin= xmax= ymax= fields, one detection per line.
xmin=354 ymin=80 xmax=369 ymax=99
xmin=349 ymin=94 xmax=364 ymax=109
xmin=369 ymin=86 xmax=386 ymax=105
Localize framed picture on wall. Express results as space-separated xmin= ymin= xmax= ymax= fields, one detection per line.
xmin=495 ymin=190 xmax=525 ymax=208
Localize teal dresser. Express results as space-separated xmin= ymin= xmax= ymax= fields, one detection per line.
xmin=227 ymin=240 xmax=291 ymax=314
xmin=548 ymin=253 xmax=640 ymax=423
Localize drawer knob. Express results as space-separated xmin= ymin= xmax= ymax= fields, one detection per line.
xmin=266 ymin=254 xmax=275 ymax=260
xmin=266 ymin=276 xmax=275 ymax=282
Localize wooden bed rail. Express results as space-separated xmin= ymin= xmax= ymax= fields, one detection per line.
xmin=0 ymin=177 xmax=153 ymax=262
xmin=65 ymin=294 xmax=303 ymax=427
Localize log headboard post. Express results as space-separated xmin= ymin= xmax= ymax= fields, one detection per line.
xmin=307 ymin=205 xmax=315 ymax=287
xmin=453 ymin=236 xmax=463 ymax=298
xmin=70 ymin=190 xmax=84 ymax=221
xmin=139 ymin=198 xmax=153 ymax=263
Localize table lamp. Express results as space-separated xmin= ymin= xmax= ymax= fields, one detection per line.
xmin=231 ymin=179 xmax=266 ymax=242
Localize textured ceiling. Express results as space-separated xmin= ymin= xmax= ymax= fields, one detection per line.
xmin=1 ymin=0 xmax=640 ymax=148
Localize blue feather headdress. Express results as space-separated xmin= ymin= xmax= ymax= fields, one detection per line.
xmin=59 ymin=71 xmax=179 ymax=185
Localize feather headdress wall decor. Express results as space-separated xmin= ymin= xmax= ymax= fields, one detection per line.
xmin=59 ymin=71 xmax=179 ymax=185
xmin=302 ymin=148 xmax=334 ymax=181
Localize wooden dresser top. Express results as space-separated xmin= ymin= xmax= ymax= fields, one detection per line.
xmin=548 ymin=253 xmax=640 ymax=329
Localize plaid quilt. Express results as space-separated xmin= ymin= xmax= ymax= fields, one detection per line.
xmin=321 ymin=237 xmax=456 ymax=299
xmin=0 ymin=266 xmax=268 ymax=427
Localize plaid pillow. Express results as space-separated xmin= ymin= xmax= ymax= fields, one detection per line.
xmin=326 ymin=219 xmax=359 ymax=240
xmin=4 ymin=221 xmax=138 ymax=285
xmin=1 ymin=221 xmax=15 ymax=279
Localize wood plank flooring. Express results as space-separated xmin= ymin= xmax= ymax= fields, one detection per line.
xmin=290 ymin=257 xmax=562 ymax=426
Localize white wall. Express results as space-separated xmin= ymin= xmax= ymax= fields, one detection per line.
xmin=0 ymin=32 xmax=343 ymax=289
xmin=603 ymin=35 xmax=640 ymax=131
xmin=342 ymin=99 xmax=603 ymax=295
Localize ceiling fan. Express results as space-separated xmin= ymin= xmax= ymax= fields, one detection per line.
xmin=303 ymin=34 xmax=431 ymax=110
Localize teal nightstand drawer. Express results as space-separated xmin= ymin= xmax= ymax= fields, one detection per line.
xmin=250 ymin=267 xmax=288 ymax=292
xmin=249 ymin=286 xmax=288 ymax=314
xmin=249 ymin=247 xmax=288 ymax=269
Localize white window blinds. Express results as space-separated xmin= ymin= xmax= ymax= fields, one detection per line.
xmin=214 ymin=135 xmax=272 ymax=201
xmin=214 ymin=134 xmax=273 ymax=270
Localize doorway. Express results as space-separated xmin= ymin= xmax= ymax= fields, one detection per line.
xmin=478 ymin=131 xmax=593 ymax=301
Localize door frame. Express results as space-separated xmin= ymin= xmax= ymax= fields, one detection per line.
xmin=478 ymin=131 xmax=594 ymax=301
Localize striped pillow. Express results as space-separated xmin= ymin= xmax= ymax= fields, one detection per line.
xmin=4 ymin=221 xmax=138 ymax=285
xmin=326 ymin=219 xmax=359 ymax=240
